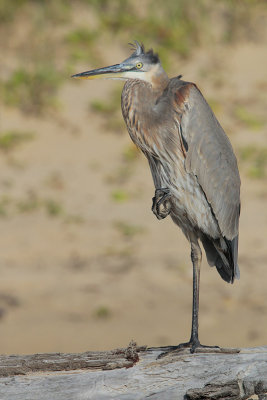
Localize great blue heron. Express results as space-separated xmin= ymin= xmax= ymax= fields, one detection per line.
xmin=72 ymin=41 xmax=241 ymax=353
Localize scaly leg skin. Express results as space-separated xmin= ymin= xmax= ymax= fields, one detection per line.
xmin=152 ymin=188 xmax=172 ymax=220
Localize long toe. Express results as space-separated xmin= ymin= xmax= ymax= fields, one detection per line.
xmin=157 ymin=342 xmax=237 ymax=358
xmin=157 ymin=342 xmax=192 ymax=359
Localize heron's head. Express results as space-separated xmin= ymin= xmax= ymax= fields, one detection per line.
xmin=72 ymin=41 xmax=168 ymax=88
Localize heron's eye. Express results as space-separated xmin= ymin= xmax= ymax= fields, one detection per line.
xmin=136 ymin=62 xmax=143 ymax=69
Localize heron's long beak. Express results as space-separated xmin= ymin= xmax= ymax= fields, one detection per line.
xmin=71 ymin=63 xmax=132 ymax=80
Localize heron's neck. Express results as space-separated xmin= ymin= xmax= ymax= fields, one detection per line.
xmin=122 ymin=76 xmax=169 ymax=122
xmin=121 ymin=78 xmax=171 ymax=156
xmin=148 ymin=66 xmax=169 ymax=91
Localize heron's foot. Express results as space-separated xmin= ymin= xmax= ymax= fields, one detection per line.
xmin=152 ymin=188 xmax=172 ymax=220
xmin=157 ymin=340 xmax=238 ymax=359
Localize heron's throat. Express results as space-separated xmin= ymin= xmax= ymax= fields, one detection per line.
xmin=147 ymin=65 xmax=169 ymax=91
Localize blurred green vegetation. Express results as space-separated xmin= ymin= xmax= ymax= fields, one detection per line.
xmin=111 ymin=189 xmax=129 ymax=203
xmin=0 ymin=131 xmax=34 ymax=153
xmin=0 ymin=0 xmax=266 ymax=193
xmin=0 ymin=0 xmax=266 ymax=116
xmin=44 ymin=199 xmax=64 ymax=217
xmin=1 ymin=67 xmax=62 ymax=114
xmin=0 ymin=191 xmax=85 ymax=222
xmin=97 ymin=0 xmax=204 ymax=61
xmin=94 ymin=305 xmax=111 ymax=319
xmin=90 ymin=98 xmax=117 ymax=115
xmin=65 ymin=28 xmax=101 ymax=64
xmin=16 ymin=192 xmax=40 ymax=213
xmin=239 ymin=146 xmax=267 ymax=179
xmin=234 ymin=106 xmax=265 ymax=131
xmin=0 ymin=0 xmax=28 ymax=22
xmin=0 ymin=0 xmax=71 ymax=23
xmin=113 ymin=220 xmax=145 ymax=238
xmin=1 ymin=0 xmax=265 ymax=46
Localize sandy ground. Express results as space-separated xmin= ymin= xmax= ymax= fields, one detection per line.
xmin=0 ymin=14 xmax=267 ymax=355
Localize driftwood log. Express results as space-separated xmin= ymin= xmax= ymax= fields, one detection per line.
xmin=0 ymin=342 xmax=267 ymax=399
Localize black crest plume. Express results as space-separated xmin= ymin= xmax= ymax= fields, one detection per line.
xmin=129 ymin=41 xmax=159 ymax=64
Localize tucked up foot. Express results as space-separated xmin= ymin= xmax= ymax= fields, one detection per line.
xmin=152 ymin=188 xmax=172 ymax=220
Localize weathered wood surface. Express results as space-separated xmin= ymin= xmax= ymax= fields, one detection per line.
xmin=0 ymin=341 xmax=144 ymax=377
xmin=0 ymin=343 xmax=267 ymax=400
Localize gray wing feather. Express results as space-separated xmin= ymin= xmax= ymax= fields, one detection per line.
xmin=180 ymin=84 xmax=240 ymax=239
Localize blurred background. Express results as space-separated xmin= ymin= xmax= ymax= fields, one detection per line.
xmin=0 ymin=0 xmax=266 ymax=355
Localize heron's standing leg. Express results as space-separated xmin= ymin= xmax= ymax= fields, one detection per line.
xmin=189 ymin=238 xmax=202 ymax=351
xmin=152 ymin=188 xmax=172 ymax=220
xmin=158 ymin=236 xmax=221 ymax=358
xmin=176 ymin=238 xmax=218 ymax=352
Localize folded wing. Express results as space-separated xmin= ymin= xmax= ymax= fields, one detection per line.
xmin=175 ymin=82 xmax=240 ymax=240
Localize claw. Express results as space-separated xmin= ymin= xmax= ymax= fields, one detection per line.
xmin=152 ymin=188 xmax=172 ymax=220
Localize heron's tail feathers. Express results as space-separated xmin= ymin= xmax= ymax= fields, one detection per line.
xmin=201 ymin=235 xmax=239 ymax=283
